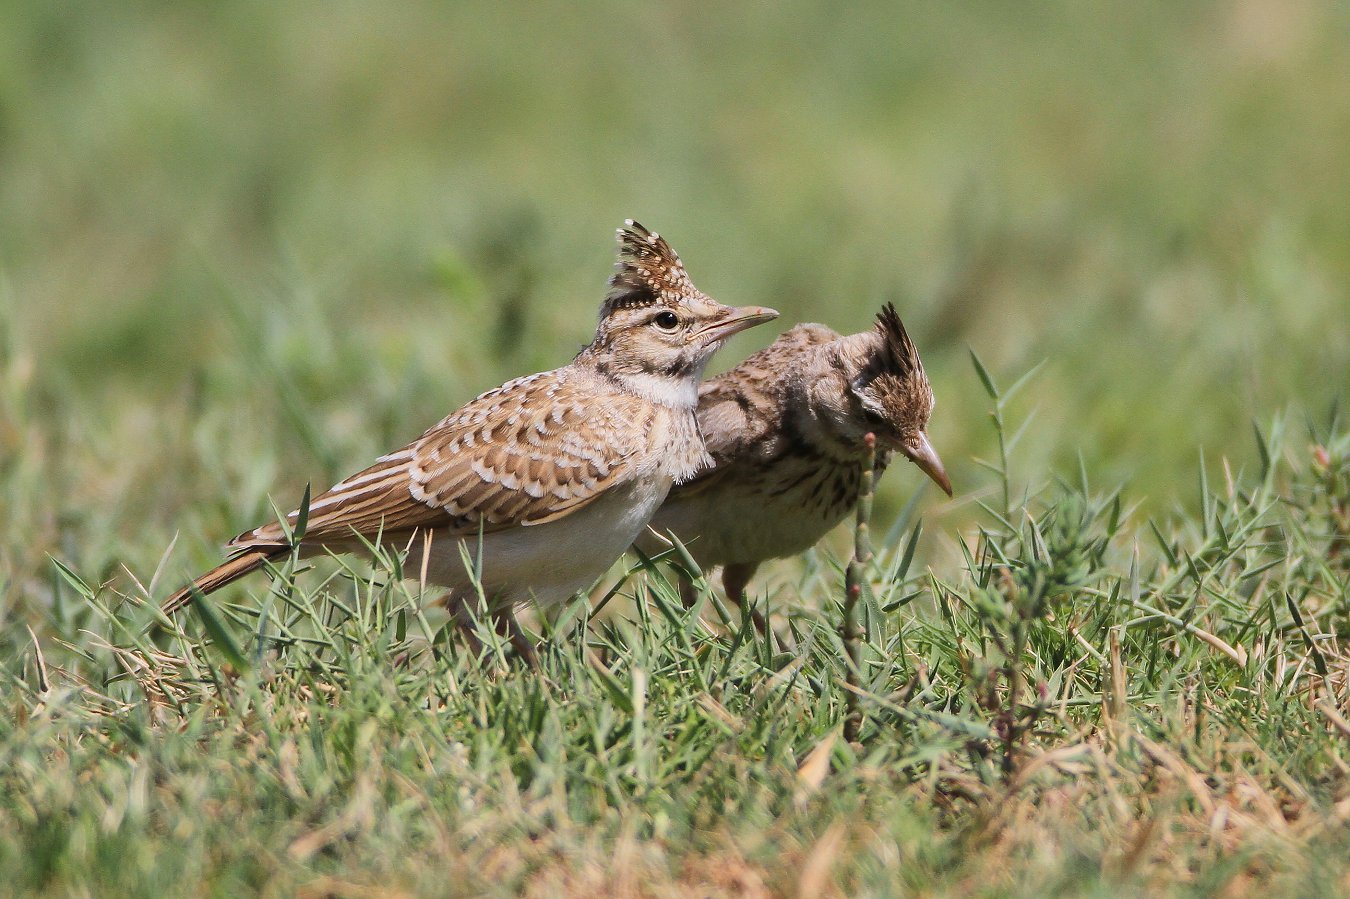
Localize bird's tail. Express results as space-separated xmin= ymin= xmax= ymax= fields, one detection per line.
xmin=161 ymin=545 xmax=290 ymax=616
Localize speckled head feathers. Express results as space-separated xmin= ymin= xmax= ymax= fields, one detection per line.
xmin=873 ymin=303 xmax=924 ymax=382
xmin=849 ymin=303 xmax=935 ymax=435
xmin=601 ymin=220 xmax=711 ymax=318
xmin=582 ymin=221 xmax=777 ymax=395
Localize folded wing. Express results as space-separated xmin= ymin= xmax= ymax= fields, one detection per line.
xmin=233 ymin=370 xmax=652 ymax=549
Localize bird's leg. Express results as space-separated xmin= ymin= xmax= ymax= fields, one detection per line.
xmin=449 ymin=594 xmax=536 ymax=667
xmin=678 ymin=573 xmax=699 ymax=610
xmin=492 ymin=607 xmax=539 ymax=668
xmin=450 ymin=598 xmax=489 ymax=659
xmin=721 ymin=562 xmax=757 ymax=604
xmin=722 ymin=562 xmax=771 ymax=634
xmin=392 ymin=590 xmax=455 ymax=667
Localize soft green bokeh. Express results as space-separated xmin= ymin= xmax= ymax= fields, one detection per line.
xmin=5 ymin=2 xmax=1347 ymax=493
xmin=2 ymin=0 xmax=1348 ymax=591
xmin=2 ymin=5 xmax=1349 ymax=893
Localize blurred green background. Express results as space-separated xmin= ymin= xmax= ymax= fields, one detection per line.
xmin=2 ymin=1 xmax=1347 ymax=593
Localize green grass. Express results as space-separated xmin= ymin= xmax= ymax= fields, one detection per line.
xmin=5 ymin=388 xmax=1348 ymax=895
xmin=2 ymin=1 xmax=1349 ymax=894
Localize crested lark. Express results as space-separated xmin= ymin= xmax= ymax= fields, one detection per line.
xmin=640 ymin=304 xmax=951 ymax=607
xmin=162 ymin=221 xmax=778 ymax=652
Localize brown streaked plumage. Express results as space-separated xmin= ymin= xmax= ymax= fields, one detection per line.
xmin=639 ymin=304 xmax=951 ymax=609
xmin=163 ymin=221 xmax=777 ymax=655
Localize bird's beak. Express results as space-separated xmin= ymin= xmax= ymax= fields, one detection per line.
xmin=692 ymin=305 xmax=779 ymax=344
xmin=903 ymin=431 xmax=953 ymax=497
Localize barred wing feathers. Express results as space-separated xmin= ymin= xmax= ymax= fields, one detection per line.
xmin=232 ymin=370 xmax=652 ymax=549
xmin=672 ymin=323 xmax=840 ymax=496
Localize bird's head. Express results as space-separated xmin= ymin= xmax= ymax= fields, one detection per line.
xmin=585 ymin=221 xmax=777 ymax=405
xmin=839 ymin=304 xmax=952 ymax=496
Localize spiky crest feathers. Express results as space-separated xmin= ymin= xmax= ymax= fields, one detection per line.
xmin=872 ymin=302 xmax=924 ymax=380
xmin=601 ymin=220 xmax=709 ymax=317
xmin=838 ymin=303 xmax=935 ymax=429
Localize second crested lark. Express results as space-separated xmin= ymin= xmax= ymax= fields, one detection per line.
xmin=162 ymin=221 xmax=777 ymax=651
xmin=641 ymin=304 xmax=950 ymax=606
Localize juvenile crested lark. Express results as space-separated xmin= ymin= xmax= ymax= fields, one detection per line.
xmin=163 ymin=221 xmax=777 ymax=651
xmin=640 ymin=304 xmax=951 ymax=606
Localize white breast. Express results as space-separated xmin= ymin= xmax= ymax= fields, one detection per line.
xmin=643 ymin=459 xmax=857 ymax=570
xmin=411 ymin=472 xmax=675 ymax=609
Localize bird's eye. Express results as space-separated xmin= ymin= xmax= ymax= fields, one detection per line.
xmin=653 ymin=311 xmax=679 ymax=330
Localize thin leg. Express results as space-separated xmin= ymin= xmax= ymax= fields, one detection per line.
xmin=450 ymin=598 xmax=488 ymax=658
xmin=493 ymin=608 xmax=539 ymax=668
xmin=449 ymin=594 xmax=537 ymax=667
xmin=721 ymin=562 xmax=757 ymax=605
xmin=678 ymin=574 xmax=699 ymax=610
xmin=722 ymin=562 xmax=770 ymax=634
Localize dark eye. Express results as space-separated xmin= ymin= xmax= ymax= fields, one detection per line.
xmin=653 ymin=311 xmax=679 ymax=330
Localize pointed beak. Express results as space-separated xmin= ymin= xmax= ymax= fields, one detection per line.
xmin=902 ymin=431 xmax=953 ymax=497
xmin=692 ymin=305 xmax=779 ymax=345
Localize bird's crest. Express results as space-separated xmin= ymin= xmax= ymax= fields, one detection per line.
xmin=602 ymin=220 xmax=707 ymax=317
xmin=846 ymin=302 xmax=935 ymax=427
xmin=873 ymin=302 xmax=925 ymax=381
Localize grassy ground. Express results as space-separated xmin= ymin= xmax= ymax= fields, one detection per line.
xmin=4 ymin=403 xmax=1348 ymax=896
xmin=2 ymin=1 xmax=1349 ymax=895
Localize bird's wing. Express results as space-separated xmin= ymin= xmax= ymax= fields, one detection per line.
xmin=232 ymin=370 xmax=652 ymax=549
xmin=670 ymin=323 xmax=839 ymax=497
xmin=694 ymin=373 xmax=780 ymax=469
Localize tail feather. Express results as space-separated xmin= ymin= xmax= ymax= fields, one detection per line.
xmin=161 ymin=545 xmax=290 ymax=616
